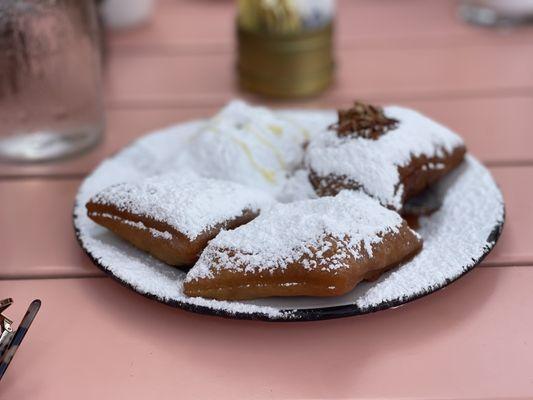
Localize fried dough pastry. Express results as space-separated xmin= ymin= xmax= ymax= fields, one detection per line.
xmin=86 ymin=173 xmax=272 ymax=267
xmin=187 ymin=100 xmax=311 ymax=195
xmin=306 ymin=102 xmax=466 ymax=211
xmin=183 ymin=191 xmax=422 ymax=300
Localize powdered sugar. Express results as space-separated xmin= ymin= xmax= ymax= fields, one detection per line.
xmin=277 ymin=169 xmax=318 ymax=203
xmin=90 ymin=212 xmax=173 ymax=240
xmin=352 ymin=155 xmax=503 ymax=309
xmin=306 ymin=106 xmax=465 ymax=210
xmin=74 ymin=105 xmax=504 ymax=320
xmin=186 ymin=191 xmax=405 ymax=281
xmin=184 ymin=101 xmax=328 ymax=196
xmin=88 ymin=172 xmax=272 ymax=240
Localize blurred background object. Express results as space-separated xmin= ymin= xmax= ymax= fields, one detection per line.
xmin=0 ymin=0 xmax=103 ymax=162
xmin=237 ymin=0 xmax=335 ymax=98
xmin=0 ymin=299 xmax=41 ymax=381
xmin=0 ymin=299 xmax=14 ymax=358
xmin=101 ymin=0 xmax=154 ymax=30
xmin=460 ymin=0 xmax=533 ymax=26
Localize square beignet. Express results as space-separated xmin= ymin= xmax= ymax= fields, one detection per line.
xmin=86 ymin=173 xmax=272 ymax=267
xmin=306 ymin=102 xmax=466 ymax=211
xmin=183 ymin=191 xmax=422 ymax=300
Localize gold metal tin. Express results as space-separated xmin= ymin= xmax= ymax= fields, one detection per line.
xmin=237 ymin=23 xmax=334 ymax=98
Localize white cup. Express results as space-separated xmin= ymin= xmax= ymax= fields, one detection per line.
xmin=102 ymin=0 xmax=155 ymax=30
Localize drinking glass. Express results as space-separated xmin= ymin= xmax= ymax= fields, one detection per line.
xmin=0 ymin=0 xmax=104 ymax=162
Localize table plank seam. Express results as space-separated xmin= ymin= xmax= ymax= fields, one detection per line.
xmin=1 ymin=264 xmax=531 ymax=282
xmin=108 ymin=37 xmax=533 ymax=56
xmin=0 ymin=274 xmax=106 ymax=282
xmin=2 ymin=159 xmax=532 ymax=182
xmin=0 ymin=173 xmax=87 ymax=181
xmin=104 ymin=87 xmax=533 ymax=110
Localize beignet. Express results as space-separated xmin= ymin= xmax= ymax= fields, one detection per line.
xmin=86 ymin=173 xmax=272 ymax=267
xmin=306 ymin=102 xmax=466 ymax=211
xmin=183 ymin=191 xmax=422 ymax=300
xmin=186 ymin=100 xmax=311 ymax=196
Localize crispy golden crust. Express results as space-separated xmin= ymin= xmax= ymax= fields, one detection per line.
xmin=398 ymin=146 xmax=466 ymax=201
xmin=309 ymin=145 xmax=466 ymax=208
xmin=86 ymin=202 xmax=258 ymax=268
xmin=183 ymin=221 xmax=422 ymax=300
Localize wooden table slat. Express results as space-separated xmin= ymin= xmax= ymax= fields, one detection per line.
xmin=104 ymin=43 xmax=533 ymax=107
xmin=108 ymin=0 xmax=533 ymax=51
xmin=2 ymin=268 xmax=533 ymax=399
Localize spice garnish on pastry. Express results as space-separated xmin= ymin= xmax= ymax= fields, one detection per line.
xmin=306 ymin=101 xmax=466 ymax=211
xmin=183 ymin=191 xmax=422 ymax=300
xmin=331 ymin=101 xmax=399 ymax=140
xmin=86 ymin=173 xmax=272 ymax=267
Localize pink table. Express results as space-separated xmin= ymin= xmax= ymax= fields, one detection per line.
xmin=1 ymin=1 xmax=533 ymax=398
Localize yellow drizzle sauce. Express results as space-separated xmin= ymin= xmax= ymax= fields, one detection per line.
xmin=232 ymin=137 xmax=277 ymax=184
xmin=245 ymin=123 xmax=287 ymax=169
xmin=269 ymin=124 xmax=284 ymax=136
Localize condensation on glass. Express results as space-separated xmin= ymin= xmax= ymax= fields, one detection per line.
xmin=0 ymin=0 xmax=103 ymax=162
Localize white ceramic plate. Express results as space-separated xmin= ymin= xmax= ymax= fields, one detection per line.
xmin=73 ymin=111 xmax=505 ymax=321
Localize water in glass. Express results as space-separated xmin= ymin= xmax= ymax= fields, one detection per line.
xmin=0 ymin=0 xmax=104 ymax=162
